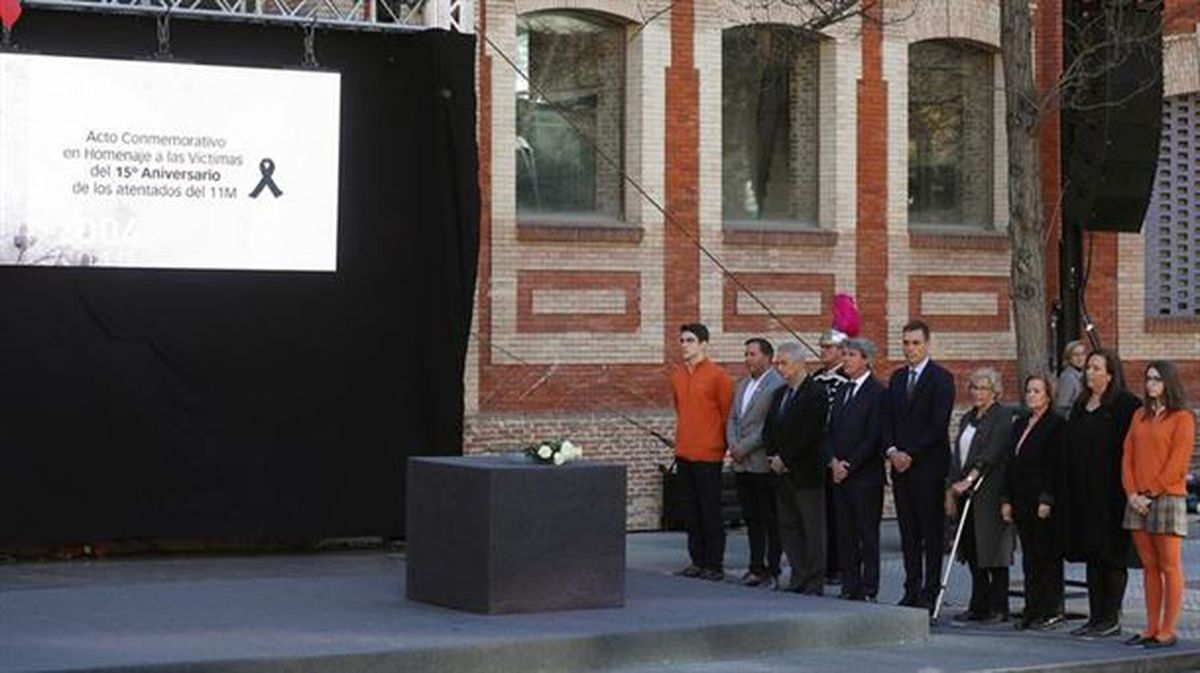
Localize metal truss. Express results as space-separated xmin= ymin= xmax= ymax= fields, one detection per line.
xmin=22 ymin=0 xmax=474 ymax=32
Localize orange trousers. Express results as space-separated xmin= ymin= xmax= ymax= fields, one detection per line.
xmin=1131 ymin=530 xmax=1185 ymax=640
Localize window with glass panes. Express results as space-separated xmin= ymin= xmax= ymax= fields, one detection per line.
xmin=516 ymin=12 xmax=625 ymax=219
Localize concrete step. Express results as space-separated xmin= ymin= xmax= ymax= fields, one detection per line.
xmin=0 ymin=555 xmax=927 ymax=673
xmin=608 ymin=627 xmax=1200 ymax=673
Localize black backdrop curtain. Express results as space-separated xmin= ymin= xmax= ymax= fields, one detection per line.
xmin=0 ymin=9 xmax=479 ymax=545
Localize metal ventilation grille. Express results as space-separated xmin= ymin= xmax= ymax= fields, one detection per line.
xmin=1145 ymin=94 xmax=1200 ymax=317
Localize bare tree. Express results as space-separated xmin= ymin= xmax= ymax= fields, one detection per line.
xmin=1002 ymin=0 xmax=1162 ymax=384
xmin=999 ymin=0 xmax=1048 ymax=385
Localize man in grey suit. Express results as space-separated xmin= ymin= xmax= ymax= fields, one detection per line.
xmin=726 ymin=337 xmax=786 ymax=587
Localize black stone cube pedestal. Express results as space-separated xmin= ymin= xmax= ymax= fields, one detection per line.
xmin=406 ymin=456 xmax=626 ymax=614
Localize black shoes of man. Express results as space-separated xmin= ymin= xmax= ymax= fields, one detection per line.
xmin=952 ymin=611 xmax=1009 ymax=625
xmin=673 ymin=565 xmax=726 ymax=582
xmin=1069 ymin=620 xmax=1121 ymax=638
xmin=1014 ymin=614 xmax=1064 ymax=631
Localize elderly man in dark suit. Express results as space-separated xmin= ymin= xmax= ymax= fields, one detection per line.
xmin=824 ymin=338 xmax=885 ymax=602
xmin=727 ymin=337 xmax=786 ymax=587
xmin=763 ymin=341 xmax=830 ymax=595
xmin=882 ymin=320 xmax=955 ymax=612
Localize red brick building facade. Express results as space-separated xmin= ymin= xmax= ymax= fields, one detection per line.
xmin=465 ymin=0 xmax=1200 ymax=529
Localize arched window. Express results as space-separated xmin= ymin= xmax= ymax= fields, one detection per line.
xmin=722 ymin=25 xmax=819 ymax=224
xmin=516 ymin=11 xmax=625 ymax=219
xmin=908 ymin=39 xmax=994 ymax=228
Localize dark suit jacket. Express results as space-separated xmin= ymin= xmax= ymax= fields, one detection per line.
xmin=1001 ymin=410 xmax=1065 ymax=515
xmin=882 ymin=359 xmax=955 ymax=483
xmin=763 ymin=376 xmax=829 ymax=489
xmin=822 ymin=374 xmax=885 ymax=488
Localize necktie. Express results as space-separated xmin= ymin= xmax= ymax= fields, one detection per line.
xmin=906 ymin=369 xmax=918 ymax=398
xmin=780 ymin=387 xmax=794 ymax=413
xmin=844 ymin=382 xmax=855 ymax=406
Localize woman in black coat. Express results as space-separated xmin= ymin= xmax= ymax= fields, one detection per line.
xmin=1054 ymin=348 xmax=1141 ymax=638
xmin=1001 ymin=375 xmax=1066 ymax=630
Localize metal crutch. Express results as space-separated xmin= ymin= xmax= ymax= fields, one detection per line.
xmin=932 ymin=472 xmax=985 ymax=623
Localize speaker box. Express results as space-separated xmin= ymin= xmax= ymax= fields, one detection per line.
xmin=1061 ymin=0 xmax=1163 ymax=233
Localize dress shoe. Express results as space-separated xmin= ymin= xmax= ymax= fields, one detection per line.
xmin=976 ymin=613 xmax=1009 ymax=625
xmin=1145 ymin=635 xmax=1178 ymax=649
xmin=1031 ymin=615 xmax=1063 ymax=631
xmin=1015 ymin=613 xmax=1044 ymax=630
xmin=698 ymin=568 xmax=726 ymax=582
xmin=1086 ymin=622 xmax=1121 ymax=638
xmin=674 ymin=565 xmax=702 ymax=578
xmin=953 ymin=611 xmax=985 ymax=622
xmin=898 ymin=595 xmax=919 ymax=607
xmin=742 ymin=572 xmax=767 ymax=587
xmin=1069 ymin=621 xmax=1097 ymax=636
xmin=1125 ymin=633 xmax=1153 ymax=646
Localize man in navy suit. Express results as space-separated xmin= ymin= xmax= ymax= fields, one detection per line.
xmin=882 ymin=320 xmax=955 ymax=612
xmin=824 ymin=338 xmax=885 ymax=601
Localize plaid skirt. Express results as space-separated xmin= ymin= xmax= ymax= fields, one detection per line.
xmin=1123 ymin=494 xmax=1188 ymax=537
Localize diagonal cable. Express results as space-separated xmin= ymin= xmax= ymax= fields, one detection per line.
xmin=472 ymin=330 xmax=677 ymax=448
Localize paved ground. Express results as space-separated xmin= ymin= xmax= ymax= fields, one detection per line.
xmin=630 ymin=518 xmax=1200 ymax=640
xmin=0 ymin=548 xmax=924 ymax=673
xmin=622 ymin=519 xmax=1200 ymax=671
xmin=2 ymin=520 xmax=1199 ymax=672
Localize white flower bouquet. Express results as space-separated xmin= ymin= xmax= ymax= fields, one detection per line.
xmin=524 ymin=439 xmax=584 ymax=466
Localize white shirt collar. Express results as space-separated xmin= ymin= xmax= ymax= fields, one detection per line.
xmin=909 ymin=357 xmax=930 ymax=379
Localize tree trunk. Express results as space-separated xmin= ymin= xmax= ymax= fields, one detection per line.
xmin=1000 ymin=0 xmax=1049 ymax=384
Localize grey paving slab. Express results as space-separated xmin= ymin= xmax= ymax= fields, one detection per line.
xmin=610 ymin=630 xmax=1200 ymax=673
xmin=2 ymin=520 xmax=1199 ymax=673
xmin=649 ymin=519 xmax=1200 ymax=641
xmin=0 ymin=550 xmax=925 ymax=673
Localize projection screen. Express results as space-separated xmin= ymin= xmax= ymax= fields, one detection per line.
xmin=0 ymin=53 xmax=340 ymax=271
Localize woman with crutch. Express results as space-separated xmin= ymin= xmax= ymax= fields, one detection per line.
xmin=945 ymin=368 xmax=1015 ymax=623
xmin=1122 ymin=360 xmax=1195 ymax=649
xmin=1057 ymin=348 xmax=1140 ymax=638
xmin=1000 ymin=375 xmax=1066 ymax=630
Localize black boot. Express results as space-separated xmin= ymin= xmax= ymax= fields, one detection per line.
xmin=1071 ymin=563 xmax=1102 ymax=635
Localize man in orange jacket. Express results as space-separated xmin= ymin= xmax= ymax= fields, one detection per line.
xmin=670 ymin=323 xmax=734 ymax=581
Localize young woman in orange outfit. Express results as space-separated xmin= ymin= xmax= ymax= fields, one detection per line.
xmin=1122 ymin=360 xmax=1196 ymax=649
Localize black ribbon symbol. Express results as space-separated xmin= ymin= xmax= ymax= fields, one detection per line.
xmin=249 ymin=158 xmax=283 ymax=198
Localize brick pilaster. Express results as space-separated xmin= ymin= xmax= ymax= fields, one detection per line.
xmin=1085 ymin=231 xmax=1120 ymax=348
xmin=857 ymin=2 xmax=888 ymax=350
xmin=664 ymin=0 xmax=700 ymax=352
xmin=1036 ymin=0 xmax=1062 ymax=307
